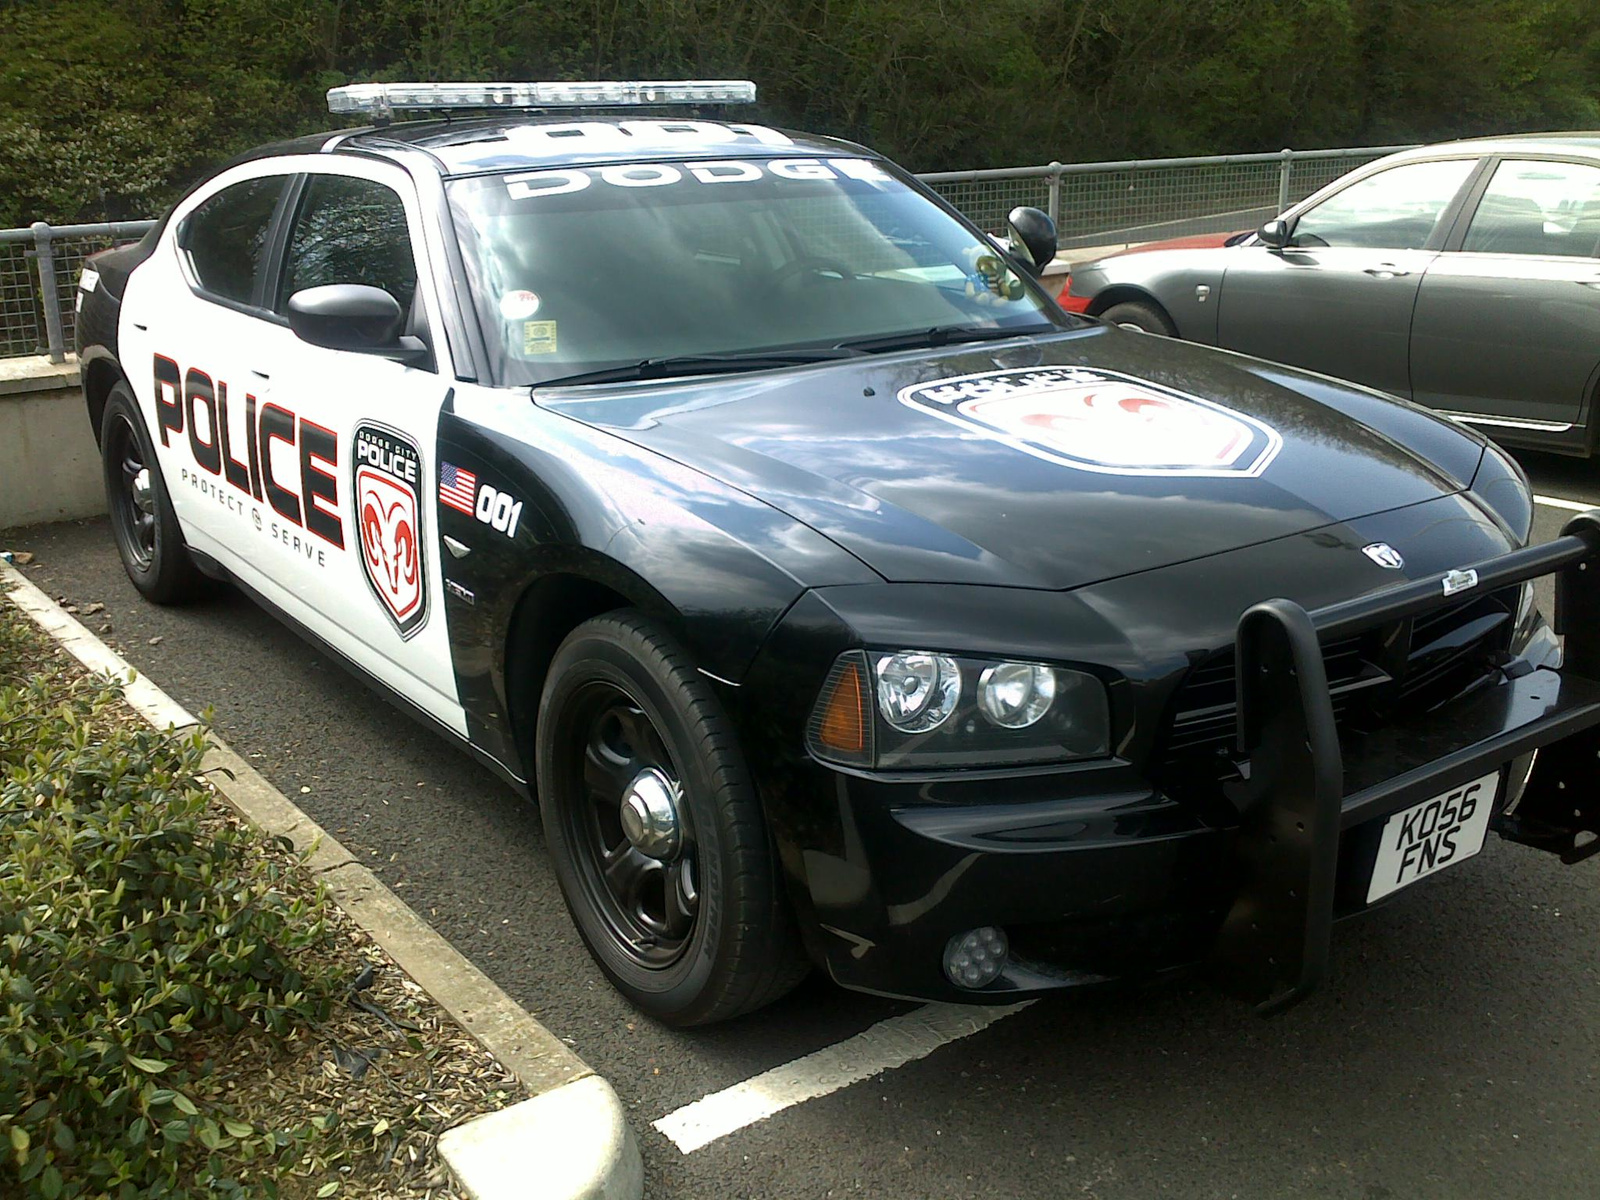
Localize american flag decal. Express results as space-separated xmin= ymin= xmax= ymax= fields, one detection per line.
xmin=439 ymin=462 xmax=478 ymax=515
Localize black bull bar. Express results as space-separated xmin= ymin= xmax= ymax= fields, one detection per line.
xmin=1212 ymin=511 xmax=1600 ymax=1013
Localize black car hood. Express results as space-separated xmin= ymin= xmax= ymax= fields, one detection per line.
xmin=537 ymin=326 xmax=1487 ymax=589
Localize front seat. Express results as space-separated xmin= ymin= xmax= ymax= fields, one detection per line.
xmin=1463 ymin=195 xmax=1559 ymax=257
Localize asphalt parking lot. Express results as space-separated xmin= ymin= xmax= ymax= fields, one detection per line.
xmin=7 ymin=449 xmax=1600 ymax=1199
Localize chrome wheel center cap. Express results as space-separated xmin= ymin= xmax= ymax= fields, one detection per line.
xmin=131 ymin=468 xmax=154 ymax=514
xmin=619 ymin=768 xmax=681 ymax=859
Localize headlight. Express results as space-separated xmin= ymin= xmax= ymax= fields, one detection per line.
xmin=875 ymin=651 xmax=961 ymax=732
xmin=977 ymin=662 xmax=1055 ymax=728
xmin=808 ymin=649 xmax=1111 ymax=769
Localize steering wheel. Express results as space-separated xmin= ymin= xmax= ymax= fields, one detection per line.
xmin=770 ymin=256 xmax=857 ymax=287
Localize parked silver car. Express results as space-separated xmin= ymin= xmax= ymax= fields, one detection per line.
xmin=1058 ymin=134 xmax=1600 ymax=454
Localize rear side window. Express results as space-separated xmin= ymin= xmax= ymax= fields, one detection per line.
xmin=181 ymin=176 xmax=285 ymax=305
xmin=1291 ymin=159 xmax=1477 ymax=251
xmin=279 ymin=175 xmax=417 ymax=313
xmin=1462 ymin=159 xmax=1600 ymax=258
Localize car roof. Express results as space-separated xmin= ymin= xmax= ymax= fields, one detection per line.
xmin=1387 ymin=132 xmax=1600 ymax=161
xmin=243 ymin=113 xmax=875 ymax=177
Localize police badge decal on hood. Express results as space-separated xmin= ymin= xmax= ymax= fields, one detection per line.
xmin=353 ymin=422 xmax=428 ymax=640
xmin=899 ymin=366 xmax=1283 ymax=478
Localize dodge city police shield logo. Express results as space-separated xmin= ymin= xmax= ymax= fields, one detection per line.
xmin=898 ymin=366 xmax=1283 ymax=478
xmin=353 ymin=423 xmax=428 ymax=640
xmin=1362 ymin=542 xmax=1406 ymax=570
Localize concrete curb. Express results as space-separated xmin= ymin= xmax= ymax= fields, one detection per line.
xmin=0 ymin=561 xmax=644 ymax=1200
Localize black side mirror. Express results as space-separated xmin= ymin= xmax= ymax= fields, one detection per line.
xmin=1258 ymin=218 xmax=1291 ymax=250
xmin=1006 ymin=206 xmax=1057 ymax=276
xmin=287 ymin=284 xmax=427 ymax=363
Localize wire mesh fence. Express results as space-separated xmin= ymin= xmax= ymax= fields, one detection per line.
xmin=0 ymin=144 xmax=1417 ymax=362
xmin=0 ymin=241 xmax=42 ymax=359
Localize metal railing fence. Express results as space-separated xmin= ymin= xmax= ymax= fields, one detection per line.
xmin=0 ymin=221 xmax=155 ymax=361
xmin=0 ymin=143 xmax=1417 ymax=363
xmin=918 ymin=144 xmax=1417 ymax=246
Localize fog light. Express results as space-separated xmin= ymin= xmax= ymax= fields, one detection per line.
xmin=943 ymin=926 xmax=1009 ymax=989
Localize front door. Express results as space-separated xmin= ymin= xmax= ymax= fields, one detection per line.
xmin=1216 ymin=157 xmax=1482 ymax=397
xmin=1410 ymin=157 xmax=1600 ymax=429
xmin=247 ymin=162 xmax=466 ymax=734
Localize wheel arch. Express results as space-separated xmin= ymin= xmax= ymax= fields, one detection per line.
xmin=81 ymin=349 xmax=127 ymax=448
xmin=500 ymin=561 xmax=686 ymax=779
xmin=1087 ymin=285 xmax=1173 ymax=323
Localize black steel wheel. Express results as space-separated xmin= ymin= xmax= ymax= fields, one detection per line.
xmin=562 ymin=681 xmax=700 ymax=969
xmin=537 ymin=610 xmax=808 ymax=1026
xmin=100 ymin=383 xmax=202 ymax=603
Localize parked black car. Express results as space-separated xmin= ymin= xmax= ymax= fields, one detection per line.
xmin=76 ymin=83 xmax=1600 ymax=1024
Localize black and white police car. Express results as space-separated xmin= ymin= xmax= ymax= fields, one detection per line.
xmin=78 ymin=81 xmax=1600 ymax=1025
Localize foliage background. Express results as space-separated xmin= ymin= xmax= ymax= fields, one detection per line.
xmin=1 ymin=0 xmax=1598 ymax=226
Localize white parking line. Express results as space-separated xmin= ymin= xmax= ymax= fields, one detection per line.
xmin=1534 ymin=494 xmax=1592 ymax=514
xmin=653 ymin=1000 xmax=1034 ymax=1154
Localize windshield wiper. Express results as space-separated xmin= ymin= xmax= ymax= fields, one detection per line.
xmin=535 ymin=348 xmax=863 ymax=389
xmin=836 ymin=322 xmax=1057 ymax=354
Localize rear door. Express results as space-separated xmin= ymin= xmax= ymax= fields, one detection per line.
xmin=120 ymin=167 xmax=293 ymax=555
xmin=1216 ymin=157 xmax=1483 ymax=397
xmin=1410 ymin=156 xmax=1600 ymax=430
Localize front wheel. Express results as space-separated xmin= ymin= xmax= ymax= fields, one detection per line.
xmin=100 ymin=383 xmax=203 ymax=603
xmin=536 ymin=611 xmax=808 ymax=1026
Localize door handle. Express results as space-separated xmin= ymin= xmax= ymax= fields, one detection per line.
xmin=1363 ymin=264 xmax=1411 ymax=278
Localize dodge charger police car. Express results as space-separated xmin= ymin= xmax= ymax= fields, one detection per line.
xmin=76 ymin=80 xmax=1600 ymax=1025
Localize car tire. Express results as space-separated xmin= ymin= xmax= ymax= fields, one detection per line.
xmin=100 ymin=382 xmax=204 ymax=604
xmin=536 ymin=610 xmax=808 ymax=1026
xmin=1100 ymin=299 xmax=1177 ymax=336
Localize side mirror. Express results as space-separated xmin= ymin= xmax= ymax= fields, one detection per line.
xmin=1258 ymin=218 xmax=1291 ymax=250
xmin=286 ymin=284 xmax=427 ymax=363
xmin=1006 ymin=206 xmax=1057 ymax=276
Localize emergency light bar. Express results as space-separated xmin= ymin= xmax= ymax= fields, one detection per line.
xmin=328 ymin=80 xmax=757 ymax=118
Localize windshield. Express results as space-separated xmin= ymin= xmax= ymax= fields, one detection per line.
xmin=446 ymin=156 xmax=1072 ymax=386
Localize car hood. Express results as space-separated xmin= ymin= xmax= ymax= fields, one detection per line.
xmin=536 ymin=327 xmax=1487 ymax=589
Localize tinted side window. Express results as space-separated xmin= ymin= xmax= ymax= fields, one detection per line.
xmin=280 ymin=176 xmax=417 ymax=312
xmin=182 ymin=176 xmax=285 ymax=305
xmin=1463 ymin=159 xmax=1600 ymax=258
xmin=1292 ymin=159 xmax=1477 ymax=251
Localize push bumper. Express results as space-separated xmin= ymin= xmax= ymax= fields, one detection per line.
xmin=1216 ymin=511 xmax=1600 ymax=1012
xmin=778 ymin=513 xmax=1600 ymax=1009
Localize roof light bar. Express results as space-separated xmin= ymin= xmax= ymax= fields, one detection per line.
xmin=328 ymin=80 xmax=757 ymax=118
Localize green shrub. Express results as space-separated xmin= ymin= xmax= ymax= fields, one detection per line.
xmin=0 ymin=609 xmax=340 ymax=1199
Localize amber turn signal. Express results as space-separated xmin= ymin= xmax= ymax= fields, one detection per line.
xmin=808 ymin=652 xmax=874 ymax=766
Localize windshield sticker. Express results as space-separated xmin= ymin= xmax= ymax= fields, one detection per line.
xmin=899 ymin=366 xmax=1283 ymax=478
xmin=499 ymin=289 xmax=540 ymax=319
xmin=522 ymin=320 xmax=558 ymax=355
xmin=504 ymin=156 xmax=889 ymax=200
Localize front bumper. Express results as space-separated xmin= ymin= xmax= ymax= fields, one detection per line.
xmin=745 ymin=513 xmax=1600 ymax=1008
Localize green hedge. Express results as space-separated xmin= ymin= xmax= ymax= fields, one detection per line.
xmin=0 ymin=605 xmax=339 ymax=1199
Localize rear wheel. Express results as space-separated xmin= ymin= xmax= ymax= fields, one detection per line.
xmin=1100 ymin=299 xmax=1177 ymax=336
xmin=536 ymin=611 xmax=807 ymax=1026
xmin=100 ymin=383 xmax=202 ymax=603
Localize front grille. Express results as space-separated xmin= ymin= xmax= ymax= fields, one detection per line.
xmin=1160 ymin=588 xmax=1519 ymax=774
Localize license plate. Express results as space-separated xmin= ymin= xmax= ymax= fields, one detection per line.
xmin=1366 ymin=770 xmax=1500 ymax=903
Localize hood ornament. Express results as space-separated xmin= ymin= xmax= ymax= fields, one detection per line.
xmin=1362 ymin=542 xmax=1405 ymax=570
